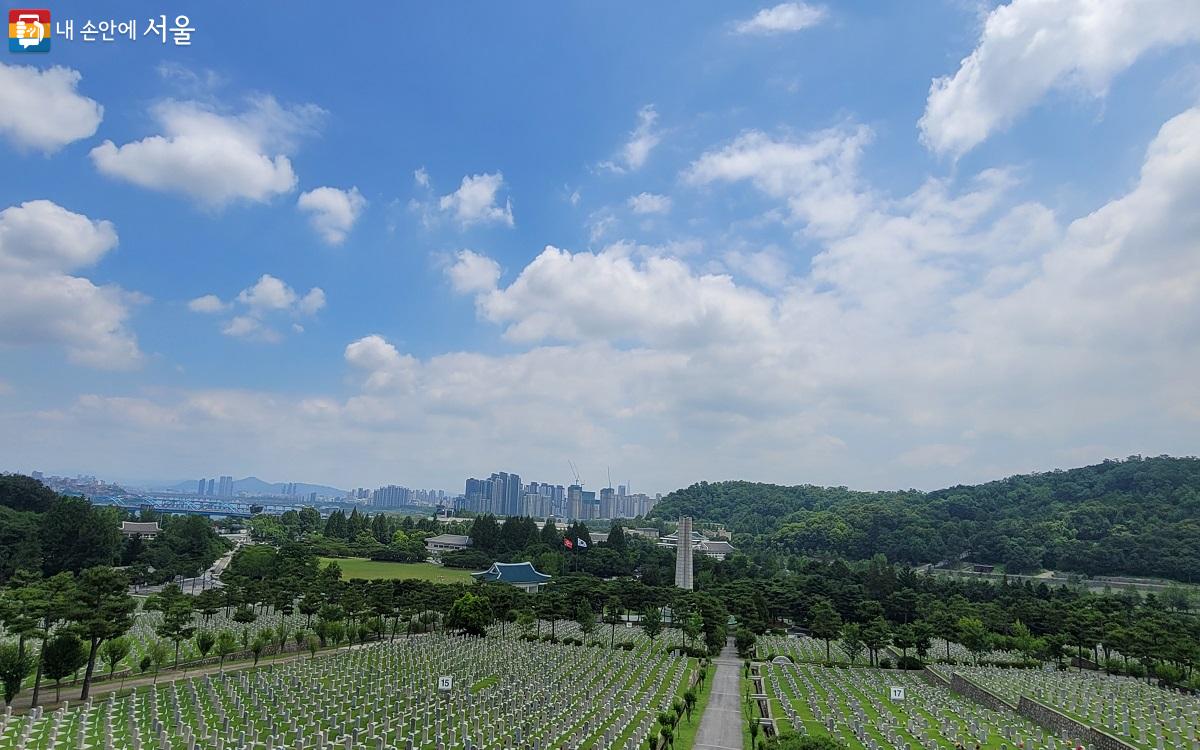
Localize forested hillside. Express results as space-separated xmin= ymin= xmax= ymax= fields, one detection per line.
xmin=0 ymin=474 xmax=229 ymax=584
xmin=650 ymin=456 xmax=1200 ymax=581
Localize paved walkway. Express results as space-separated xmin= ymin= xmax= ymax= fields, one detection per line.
xmin=694 ymin=639 xmax=745 ymax=750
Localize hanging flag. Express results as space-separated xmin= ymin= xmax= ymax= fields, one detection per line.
xmin=576 ymin=538 xmax=588 ymax=548
xmin=563 ymin=537 xmax=574 ymax=550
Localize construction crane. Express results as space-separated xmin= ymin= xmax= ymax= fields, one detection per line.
xmin=607 ymin=466 xmax=613 ymax=490
xmin=567 ymin=460 xmax=582 ymax=487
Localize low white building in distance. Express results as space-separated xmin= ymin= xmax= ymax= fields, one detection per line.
xmin=424 ymin=533 xmax=472 ymax=558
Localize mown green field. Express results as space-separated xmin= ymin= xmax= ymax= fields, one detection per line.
xmin=317 ymin=557 xmax=474 ymax=583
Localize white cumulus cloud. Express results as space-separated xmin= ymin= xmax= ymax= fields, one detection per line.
xmin=191 ymin=273 xmax=325 ymax=342
xmin=685 ymin=125 xmax=873 ymax=237
xmin=734 ymin=3 xmax=827 ymax=35
xmin=919 ymin=0 xmax=1200 ymax=157
xmin=438 ymin=172 xmax=514 ymax=227
xmin=0 ymin=200 xmax=141 ymax=369
xmin=0 ymin=63 xmax=103 ymax=153
xmin=471 ymin=245 xmax=777 ymax=349
xmin=187 ymin=294 xmax=227 ymax=314
xmin=445 ymin=250 xmax=502 ymax=295
xmin=297 ymin=186 xmax=366 ymax=245
xmin=90 ymin=96 xmax=323 ymax=207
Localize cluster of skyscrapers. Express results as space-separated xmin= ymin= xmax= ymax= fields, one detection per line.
xmin=458 ymin=471 xmax=659 ymax=520
xmin=362 ymin=485 xmax=448 ymax=508
xmin=196 ymin=475 xmax=234 ymax=498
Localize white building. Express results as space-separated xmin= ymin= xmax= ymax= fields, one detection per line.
xmin=424 ymin=533 xmax=472 ymax=557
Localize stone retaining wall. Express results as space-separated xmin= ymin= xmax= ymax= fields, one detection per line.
xmin=1071 ymin=656 xmax=1100 ymax=671
xmin=1017 ymin=697 xmax=1135 ymax=750
xmin=949 ymin=673 xmax=1015 ymax=712
xmin=944 ymin=670 xmax=1137 ymax=750
xmin=921 ymin=666 xmax=950 ymax=689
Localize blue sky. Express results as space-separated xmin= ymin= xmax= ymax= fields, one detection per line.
xmin=2 ymin=1 xmax=1199 ymax=494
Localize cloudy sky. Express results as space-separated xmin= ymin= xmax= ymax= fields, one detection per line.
xmin=2 ymin=1 xmax=1199 ymax=494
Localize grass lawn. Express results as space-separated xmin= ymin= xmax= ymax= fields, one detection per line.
xmin=318 ymin=557 xmax=474 ymax=583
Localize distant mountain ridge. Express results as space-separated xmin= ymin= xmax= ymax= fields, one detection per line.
xmin=160 ymin=476 xmax=346 ymax=497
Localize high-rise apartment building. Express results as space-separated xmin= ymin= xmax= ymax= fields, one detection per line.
xmin=372 ymin=484 xmax=411 ymax=508
xmin=567 ymin=484 xmax=582 ymax=519
xmin=599 ymin=487 xmax=615 ymax=518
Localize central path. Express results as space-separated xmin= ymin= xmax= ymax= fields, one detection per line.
xmin=694 ymin=639 xmax=746 ymax=750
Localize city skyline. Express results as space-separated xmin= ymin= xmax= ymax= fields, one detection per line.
xmin=2 ymin=2 xmax=1199 ymax=493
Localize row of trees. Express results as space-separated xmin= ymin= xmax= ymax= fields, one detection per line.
xmin=0 ymin=566 xmax=136 ymax=706
xmin=248 ymin=507 xmax=443 ymax=563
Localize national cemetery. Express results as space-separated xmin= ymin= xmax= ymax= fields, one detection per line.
xmin=3 ymin=462 xmax=1200 ymax=750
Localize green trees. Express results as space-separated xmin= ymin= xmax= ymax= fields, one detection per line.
xmin=70 ymin=566 xmax=136 ymax=700
xmin=468 ymin=515 xmax=501 ymax=555
xmin=195 ymin=630 xmax=215 ymax=660
xmin=735 ymin=627 xmax=756 ymax=658
xmin=0 ymin=474 xmax=58 ymax=513
xmin=650 ymin=457 xmax=1200 ymax=580
xmin=40 ymin=498 xmax=121 ymax=575
xmin=100 ymin=637 xmax=131 ymax=683
xmin=604 ymin=596 xmax=623 ymax=648
xmin=575 ymin=601 xmax=597 ymax=640
xmin=5 ymin=569 xmax=75 ymax=707
xmin=148 ymin=584 xmax=196 ymax=669
xmin=140 ymin=515 xmax=229 ymax=580
xmin=642 ymin=607 xmax=663 ymax=646
xmin=274 ymin=621 xmax=292 ymax=659
xmin=0 ymin=643 xmax=33 ymax=706
xmin=147 ymin=640 xmax=170 ymax=683
xmin=1065 ymin=608 xmax=1102 ymax=667
xmin=446 ymin=592 xmax=492 ymax=636
xmin=41 ymin=632 xmax=87 ymax=702
xmin=232 ymin=604 xmax=258 ymax=648
xmin=682 ymin=611 xmax=703 ymax=653
xmin=862 ymin=618 xmax=891 ymax=667
xmin=840 ymin=623 xmax=865 ymax=665
xmin=956 ymin=617 xmax=990 ymax=665
xmin=250 ymin=631 xmax=270 ymax=666
xmin=215 ymin=630 xmax=238 ymax=672
xmin=809 ymin=599 xmax=842 ymax=663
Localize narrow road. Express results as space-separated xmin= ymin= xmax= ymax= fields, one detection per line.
xmin=695 ymin=639 xmax=745 ymax=750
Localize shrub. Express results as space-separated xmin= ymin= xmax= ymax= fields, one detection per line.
xmin=896 ymin=655 xmax=924 ymax=670
xmin=879 ymin=657 xmax=893 ymax=669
